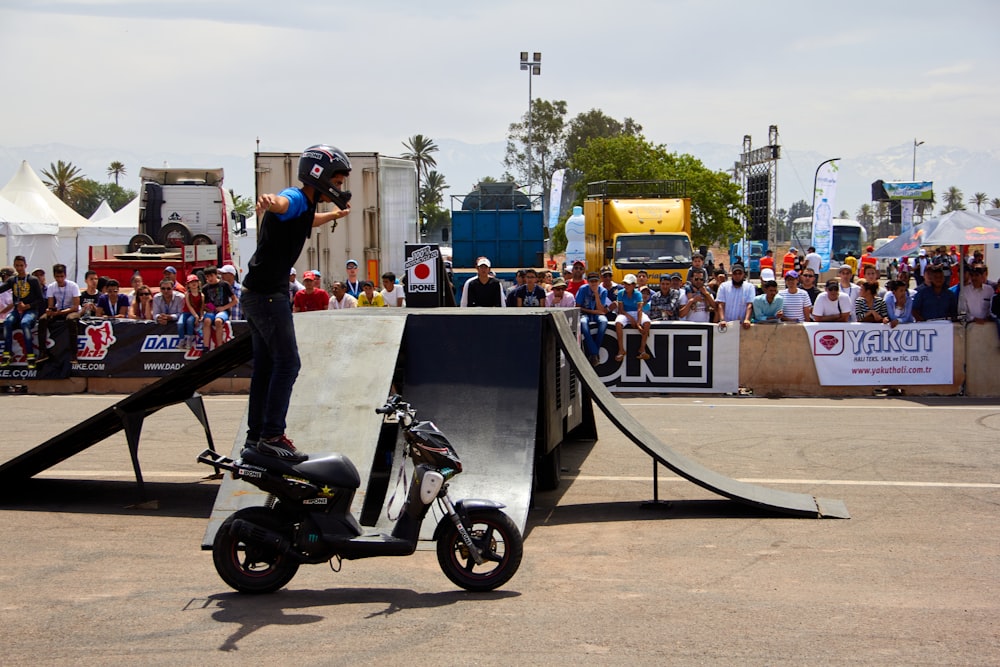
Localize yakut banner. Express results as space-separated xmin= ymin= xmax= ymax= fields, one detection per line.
xmin=802 ymin=321 xmax=953 ymax=386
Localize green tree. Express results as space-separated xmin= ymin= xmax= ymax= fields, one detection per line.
xmin=990 ymin=197 xmax=1000 ymax=209
xmin=106 ymin=161 xmax=127 ymax=186
xmin=564 ymin=109 xmax=642 ymax=158
xmin=401 ymin=134 xmax=439 ymax=206
xmin=41 ymin=160 xmax=86 ymax=204
xmin=969 ymin=192 xmax=988 ymax=213
xmin=71 ymin=180 xmax=137 ymax=217
xmin=787 ymin=200 xmax=812 ymax=222
xmin=570 ymin=135 xmax=744 ymax=246
xmin=230 ymin=191 xmax=254 ymax=218
xmin=420 ymin=170 xmax=448 ymax=210
xmin=856 ymin=203 xmax=875 ymax=237
xmin=943 ymin=186 xmax=965 ymax=212
xmin=503 ymin=98 xmax=568 ymax=199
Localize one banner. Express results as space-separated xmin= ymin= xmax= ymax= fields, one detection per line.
xmin=812 ymin=161 xmax=840 ymax=272
xmin=803 ymin=321 xmax=953 ymax=386
xmin=882 ymin=181 xmax=934 ymax=201
xmin=548 ymin=168 xmax=566 ymax=229
xmin=592 ymin=321 xmax=739 ymax=393
xmin=900 ymin=198 xmax=914 ymax=237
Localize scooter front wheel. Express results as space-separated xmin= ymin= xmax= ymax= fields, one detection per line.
xmin=213 ymin=507 xmax=299 ymax=594
xmin=436 ymin=508 xmax=523 ymax=592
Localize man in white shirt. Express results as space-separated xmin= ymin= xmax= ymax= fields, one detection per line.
xmin=328 ymin=281 xmax=358 ymax=309
xmin=380 ymin=272 xmax=405 ymax=307
xmin=804 ymin=247 xmax=823 ymax=274
xmin=836 ymin=265 xmax=861 ymax=321
xmin=959 ymin=266 xmax=992 ymax=323
xmin=37 ymin=263 xmax=81 ymax=363
xmin=811 ymin=280 xmax=853 ymax=322
xmin=714 ymin=263 xmax=756 ymax=329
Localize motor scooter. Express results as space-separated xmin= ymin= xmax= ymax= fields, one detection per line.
xmin=198 ymin=395 xmax=523 ymax=594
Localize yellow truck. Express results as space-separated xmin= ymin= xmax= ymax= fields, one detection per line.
xmin=584 ymin=180 xmax=692 ymax=283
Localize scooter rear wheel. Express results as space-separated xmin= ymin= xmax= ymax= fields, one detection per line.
xmin=213 ymin=507 xmax=299 ymax=594
xmin=436 ymin=508 xmax=523 ymax=592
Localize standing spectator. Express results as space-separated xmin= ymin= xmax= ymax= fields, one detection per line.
xmin=915 ymin=249 xmax=929 ymax=286
xmin=0 ymin=256 xmax=45 ymax=369
xmin=779 ymin=271 xmax=812 ymax=323
xmin=855 ymin=281 xmax=889 ymax=324
xmin=781 ymin=247 xmax=797 ymax=277
xmin=843 ymin=251 xmax=858 ymax=277
xmin=804 ymin=247 xmax=823 ymax=274
xmin=460 ymin=257 xmax=505 ymax=307
xmin=884 ymin=280 xmax=915 ymax=326
xmin=576 ymin=271 xmax=611 ymax=366
xmin=798 ymin=268 xmax=821 ymax=305
xmin=811 ymin=280 xmax=852 ymax=322
xmin=31 ymin=268 xmax=48 ymax=301
xmin=751 ymin=280 xmax=784 ymax=323
xmin=759 ymin=249 xmax=775 ymax=276
xmin=836 ymin=265 xmax=861 ymax=320
xmin=514 ymin=268 xmax=546 ymax=307
xmin=287 ymin=268 xmax=304 ymax=304
xmin=648 ymin=274 xmax=682 ymax=321
xmin=686 ymin=254 xmax=709 ymax=285
xmin=545 ymin=278 xmax=576 ymax=307
xmin=178 ymin=275 xmax=203 ymax=349
xmin=380 ymin=272 xmax=405 ymax=307
xmin=636 ymin=269 xmax=650 ymax=293
xmin=219 ymin=265 xmax=242 ymax=320
xmin=958 ymin=266 xmax=992 ymax=324
xmin=715 ymin=263 xmax=756 ymax=329
xmin=130 ymin=285 xmax=155 ymax=320
xmin=566 ymin=260 xmax=588 ymax=295
xmin=913 ymin=265 xmax=958 ymax=321
xmin=859 ymin=245 xmax=878 ymax=278
xmin=37 ymin=263 xmax=81 ymax=362
xmin=679 ymin=271 xmax=716 ymax=322
xmin=328 ymin=281 xmax=358 ymax=309
xmin=948 ymin=246 xmax=961 ymax=288
xmin=896 ymin=257 xmax=911 ymax=288
xmin=343 ymin=259 xmax=362 ymax=298
xmin=96 ymin=279 xmax=130 ymax=318
xmin=357 ymin=280 xmax=387 ymax=307
xmin=152 ymin=279 xmax=185 ymax=326
xmin=292 ymin=270 xmax=330 ymax=312
xmin=79 ymin=271 xmax=101 ymax=317
xmin=613 ymin=274 xmax=652 ymax=362
xmin=163 ymin=266 xmax=185 ymax=294
xmin=707 ymin=267 xmax=727 ymax=296
xmin=860 ymin=264 xmax=887 ymax=298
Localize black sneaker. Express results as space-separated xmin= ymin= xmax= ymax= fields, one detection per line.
xmin=256 ymin=434 xmax=308 ymax=462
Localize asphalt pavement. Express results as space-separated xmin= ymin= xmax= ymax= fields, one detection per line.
xmin=0 ymin=393 xmax=997 ymax=666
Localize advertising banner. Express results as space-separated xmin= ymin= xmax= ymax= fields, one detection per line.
xmin=548 ymin=168 xmax=565 ymax=229
xmin=802 ymin=321 xmax=953 ymax=386
xmin=403 ymin=243 xmax=444 ymax=307
xmin=900 ymin=198 xmax=914 ymax=237
xmin=812 ymin=161 xmax=840 ymax=272
xmin=594 ymin=322 xmax=739 ymax=393
xmin=882 ymin=181 xmax=934 ymax=201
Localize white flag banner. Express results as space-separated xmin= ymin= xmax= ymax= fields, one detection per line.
xmin=900 ymin=199 xmax=914 ymax=237
xmin=548 ymin=168 xmax=566 ymax=229
xmin=802 ymin=321 xmax=953 ymax=386
xmin=812 ymin=161 xmax=840 ymax=272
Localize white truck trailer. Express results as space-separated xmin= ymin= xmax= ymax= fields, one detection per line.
xmin=253 ymin=151 xmax=418 ymax=286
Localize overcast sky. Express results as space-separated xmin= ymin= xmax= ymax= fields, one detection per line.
xmin=1 ymin=0 xmax=997 ymax=182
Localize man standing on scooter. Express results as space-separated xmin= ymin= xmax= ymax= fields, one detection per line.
xmin=242 ymin=145 xmax=352 ymax=462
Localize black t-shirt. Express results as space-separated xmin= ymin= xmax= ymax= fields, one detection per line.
xmin=80 ymin=290 xmax=101 ymax=315
xmin=244 ymin=190 xmax=315 ymax=295
xmin=465 ymin=277 xmax=503 ymax=307
xmin=203 ymin=281 xmax=234 ymax=309
xmin=514 ymin=284 xmax=546 ymax=307
xmin=0 ymin=275 xmax=45 ymax=312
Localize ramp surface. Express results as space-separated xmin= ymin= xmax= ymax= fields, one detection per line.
xmin=0 ymin=333 xmax=253 ymax=484
xmin=549 ymin=313 xmax=850 ymax=518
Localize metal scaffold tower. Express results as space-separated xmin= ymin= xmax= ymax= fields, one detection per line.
xmin=736 ymin=125 xmax=781 ymax=247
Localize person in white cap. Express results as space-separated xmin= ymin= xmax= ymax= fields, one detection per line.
xmin=460 ymin=257 xmax=505 ymax=307
xmin=344 ymin=259 xmax=362 ymax=298
xmin=219 ymin=265 xmax=242 ymax=319
xmin=287 ymin=267 xmax=303 ymax=305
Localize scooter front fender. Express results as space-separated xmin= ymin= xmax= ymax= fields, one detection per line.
xmin=432 ymin=498 xmax=506 ymax=542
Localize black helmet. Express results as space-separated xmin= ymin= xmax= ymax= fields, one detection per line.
xmin=298 ymin=145 xmax=352 ymax=209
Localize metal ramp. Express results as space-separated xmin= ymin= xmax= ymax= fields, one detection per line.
xmin=547 ymin=313 xmax=850 ymax=519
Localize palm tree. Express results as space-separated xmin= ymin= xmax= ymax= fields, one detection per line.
xmin=401 ymin=134 xmax=439 ymax=202
xmin=420 ymin=170 xmax=448 ymax=210
xmin=41 ymin=160 xmax=86 ymax=203
xmin=942 ymin=186 xmax=965 ymax=213
xmin=106 ymin=161 xmax=127 ymax=185
xmin=916 ymin=192 xmax=936 ymax=223
xmin=990 ymin=197 xmax=1000 ymax=210
xmin=856 ymin=203 xmax=875 ymax=236
xmin=969 ymin=192 xmax=988 ymax=213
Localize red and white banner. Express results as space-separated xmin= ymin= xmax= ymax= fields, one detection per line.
xmin=803 ymin=321 xmax=953 ymax=386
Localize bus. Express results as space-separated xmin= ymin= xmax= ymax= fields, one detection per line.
xmin=790 ymin=217 xmax=868 ymax=267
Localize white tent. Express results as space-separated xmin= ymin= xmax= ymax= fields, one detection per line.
xmin=0 ymin=196 xmax=59 ymax=269
xmin=89 ymin=200 xmax=115 ymax=222
xmin=0 ymin=161 xmax=90 ymax=279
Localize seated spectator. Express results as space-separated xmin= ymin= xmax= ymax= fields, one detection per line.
xmin=566 ymin=260 xmax=588 ymax=295
xmin=36 ymin=263 xmax=81 ymax=362
xmin=219 ymin=265 xmax=242 ymax=319
xmin=836 ymin=265 xmax=861 ymax=319
xmin=130 ymin=285 xmax=155 ymax=320
xmin=0 ymin=256 xmax=45 ymax=369
xmin=343 ymin=260 xmax=361 ymax=298
xmin=912 ymin=265 xmax=958 ymax=321
xmin=460 ymin=257 xmax=505 ymax=308
xmin=860 ymin=264 xmax=887 ymax=297
xmin=357 ymin=280 xmax=386 ymax=307
xmin=614 ymin=274 xmax=652 ymax=362
xmin=811 ymin=280 xmax=853 ymax=322
xmin=96 ymin=279 xmax=130 ymax=318
xmin=640 ymin=285 xmax=653 ymax=314
xmin=130 ymin=271 xmax=145 ymax=294
xmin=798 ymin=268 xmax=821 ymax=305
xmin=328 ymin=281 xmax=358 ymax=309
xmin=599 ymin=266 xmax=619 ymax=314
xmin=855 ymin=281 xmax=889 ymax=323
xmin=79 ymin=271 xmax=101 ymax=318
xmin=679 ymin=271 xmax=715 ymax=322
xmin=380 ymin=272 xmax=406 ymax=307
xmin=152 ymin=279 xmax=185 ymax=327
xmin=538 ymin=269 xmax=553 ymax=293
xmin=178 ymin=275 xmax=203 ymax=349
xmin=0 ymin=267 xmax=13 ymax=323
xmin=292 ymin=270 xmax=330 ymax=312
xmin=505 ymin=269 xmax=525 ymax=307
xmin=958 ymin=266 xmax=992 ymax=324
xmin=779 ymin=270 xmax=812 ymax=322
xmin=201 ymin=266 xmax=238 ymax=350
xmin=289 ymin=267 xmax=305 ymax=303
xmin=162 ymin=266 xmax=185 ymax=294
xmin=514 ymin=268 xmax=547 ymax=307
xmin=751 ymin=280 xmax=783 ymax=323
xmin=545 ymin=278 xmax=576 ymax=307
xmin=576 ymin=271 xmax=611 ymax=366
xmin=648 ymin=274 xmax=682 ymax=321
xmin=884 ymin=280 xmax=915 ymax=326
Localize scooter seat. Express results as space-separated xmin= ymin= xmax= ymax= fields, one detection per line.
xmin=241 ymin=449 xmax=361 ymax=489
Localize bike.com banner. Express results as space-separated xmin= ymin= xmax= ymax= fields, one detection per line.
xmin=594 ymin=322 xmax=739 ymax=393
xmin=802 ymin=321 xmax=953 ymax=386
xmin=0 ymin=319 xmax=252 ymax=380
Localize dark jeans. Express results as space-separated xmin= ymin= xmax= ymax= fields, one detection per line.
xmin=4 ymin=309 xmax=37 ymax=355
xmin=580 ymin=314 xmax=608 ymax=356
xmin=241 ymin=290 xmax=301 ymax=442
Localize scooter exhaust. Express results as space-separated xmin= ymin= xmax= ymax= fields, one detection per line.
xmin=230 ymin=519 xmax=291 ymax=553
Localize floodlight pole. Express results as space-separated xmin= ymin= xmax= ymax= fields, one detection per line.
xmin=912 ymin=139 xmax=924 ymax=180
xmin=519 ymin=51 xmax=541 ymax=195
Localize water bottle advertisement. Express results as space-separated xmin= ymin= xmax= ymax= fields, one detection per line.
xmin=812 ymin=161 xmax=840 ymax=271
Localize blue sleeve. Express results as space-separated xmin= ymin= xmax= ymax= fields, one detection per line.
xmin=277 ymin=188 xmax=309 ymax=221
xmin=575 ymin=289 xmax=586 ymax=307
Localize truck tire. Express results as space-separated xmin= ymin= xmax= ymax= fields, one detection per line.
xmin=158 ymin=223 xmax=191 ymax=248
xmin=128 ymin=234 xmax=155 ymax=252
xmin=191 ymin=234 xmax=214 ymax=246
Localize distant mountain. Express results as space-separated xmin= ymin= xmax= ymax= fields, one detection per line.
xmin=3 ymin=140 xmax=996 ymax=221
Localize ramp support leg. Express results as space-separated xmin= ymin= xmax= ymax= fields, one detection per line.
xmin=640 ymin=460 xmax=671 ymax=510
xmin=113 ymin=407 xmax=148 ymax=499
xmin=185 ymin=394 xmax=220 ymax=475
